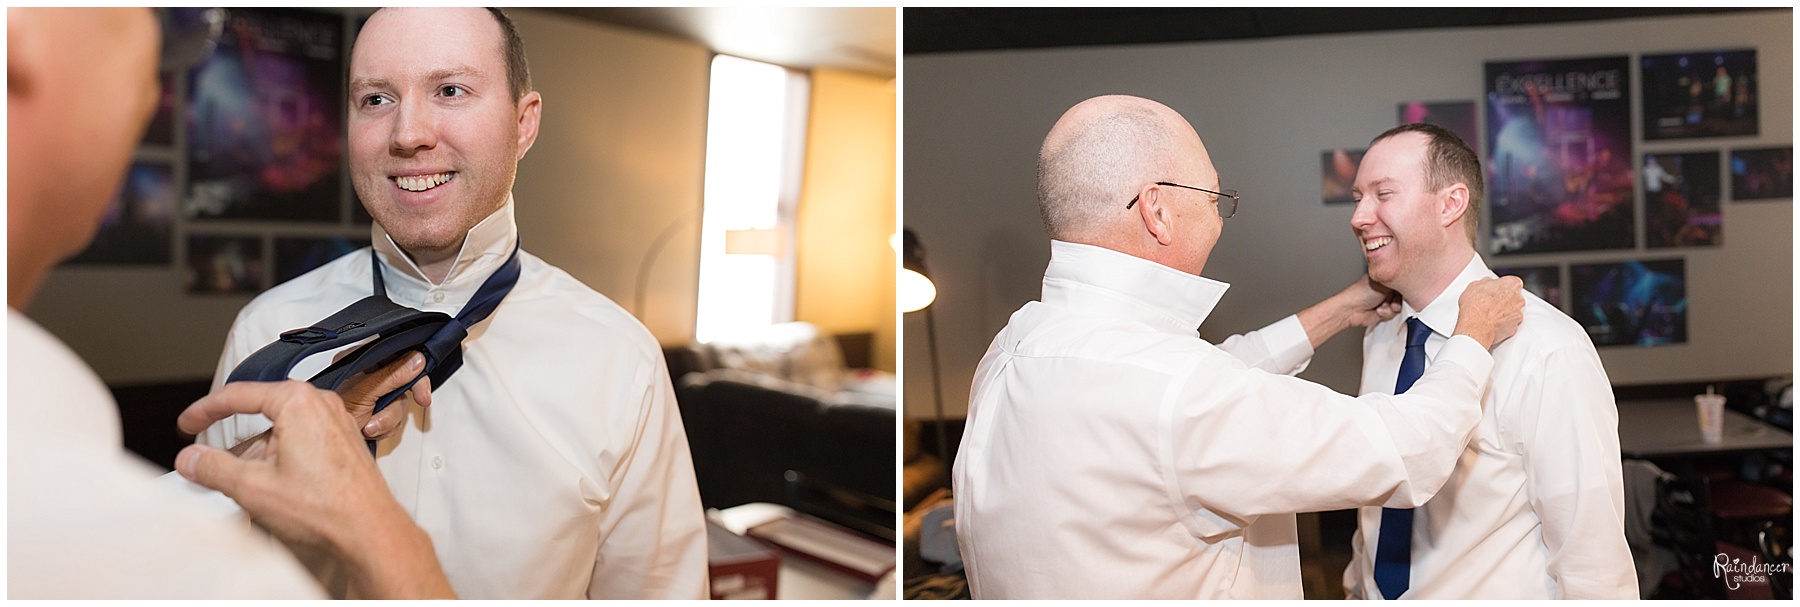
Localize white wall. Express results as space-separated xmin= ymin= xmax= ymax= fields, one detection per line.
xmin=509 ymin=9 xmax=709 ymax=348
xmin=903 ymin=10 xmax=1793 ymax=419
xmin=26 ymin=8 xmax=713 ymax=384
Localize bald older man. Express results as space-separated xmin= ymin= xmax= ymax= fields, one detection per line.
xmin=950 ymin=95 xmax=1527 ymax=599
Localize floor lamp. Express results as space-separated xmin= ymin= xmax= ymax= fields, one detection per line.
xmin=901 ymin=228 xmax=950 ymax=466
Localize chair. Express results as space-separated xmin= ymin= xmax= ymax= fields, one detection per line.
xmin=1655 ymin=475 xmax=1726 ymax=599
xmin=1760 ymin=521 xmax=1794 ymax=599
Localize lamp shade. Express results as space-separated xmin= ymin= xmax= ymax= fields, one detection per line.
xmin=901 ymin=228 xmax=935 ymax=312
xmin=900 ymin=268 xmax=936 ymax=313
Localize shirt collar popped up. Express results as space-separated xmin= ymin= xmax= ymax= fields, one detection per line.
xmin=370 ymin=194 xmax=520 ymax=308
xmin=1041 ymin=239 xmax=1231 ymax=335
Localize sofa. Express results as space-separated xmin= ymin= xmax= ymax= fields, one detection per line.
xmin=666 ymin=323 xmax=897 ymax=540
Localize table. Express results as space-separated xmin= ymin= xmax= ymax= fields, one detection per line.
xmin=711 ymin=503 xmax=896 ymax=600
xmin=1617 ymin=398 xmax=1791 ymax=459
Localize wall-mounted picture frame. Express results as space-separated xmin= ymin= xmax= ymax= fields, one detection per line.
xmin=1485 ymin=56 xmax=1635 ymax=255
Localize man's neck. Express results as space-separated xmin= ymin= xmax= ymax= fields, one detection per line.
xmin=1400 ymin=246 xmax=1476 ymax=311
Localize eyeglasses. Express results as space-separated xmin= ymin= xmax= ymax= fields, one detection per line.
xmin=1126 ymin=181 xmax=1241 ymax=219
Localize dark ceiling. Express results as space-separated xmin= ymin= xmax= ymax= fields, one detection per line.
xmin=905 ymin=8 xmax=1778 ymax=55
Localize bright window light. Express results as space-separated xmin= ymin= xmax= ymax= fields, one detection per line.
xmin=697 ymin=55 xmax=801 ymax=343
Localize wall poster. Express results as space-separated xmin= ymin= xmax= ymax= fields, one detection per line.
xmin=1485 ymin=56 xmax=1635 ymax=255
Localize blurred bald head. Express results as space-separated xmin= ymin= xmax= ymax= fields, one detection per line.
xmin=8 ymin=8 xmax=160 ymax=308
xmin=1038 ymin=96 xmax=1211 ymax=242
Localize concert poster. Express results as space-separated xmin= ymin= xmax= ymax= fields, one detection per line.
xmin=1569 ymin=259 xmax=1687 ymax=347
xmin=186 ymin=8 xmax=344 ymax=222
xmin=1640 ymin=49 xmax=1758 ymax=140
xmin=186 ymin=234 xmax=266 ymax=295
xmin=1642 ymin=152 xmax=1722 ymax=248
xmin=1484 ymin=56 xmax=1635 ymax=255
xmin=1729 ymin=147 xmax=1793 ymax=201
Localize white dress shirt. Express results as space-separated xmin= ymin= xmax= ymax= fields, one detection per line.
xmin=197 ymin=199 xmax=709 ymax=599
xmin=9 ymin=311 xmax=324 ymax=599
xmin=953 ymin=240 xmax=1497 ymax=599
xmin=1343 ymin=254 xmax=1636 ymax=599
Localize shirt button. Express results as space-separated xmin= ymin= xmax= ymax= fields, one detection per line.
xmin=429 ymin=291 xmax=446 ymax=303
xmin=432 ymin=456 xmax=444 ymax=469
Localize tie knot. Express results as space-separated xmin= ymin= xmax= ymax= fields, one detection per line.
xmin=1405 ymin=317 xmax=1432 ymax=349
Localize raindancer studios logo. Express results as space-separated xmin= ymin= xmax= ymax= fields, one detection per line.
xmin=1714 ymin=552 xmax=1791 ymax=590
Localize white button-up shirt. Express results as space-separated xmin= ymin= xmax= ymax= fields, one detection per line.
xmin=1343 ymin=254 xmax=1636 ymax=599
xmin=10 ymin=311 xmax=324 ymax=599
xmin=197 ymin=198 xmax=709 ymax=599
xmin=953 ymin=240 xmax=1497 ymax=599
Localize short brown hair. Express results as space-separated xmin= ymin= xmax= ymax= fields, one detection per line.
xmin=1372 ymin=123 xmax=1483 ymax=244
xmin=486 ymin=8 xmax=532 ymax=101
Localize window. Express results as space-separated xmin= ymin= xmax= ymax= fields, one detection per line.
xmin=696 ymin=55 xmax=808 ymax=343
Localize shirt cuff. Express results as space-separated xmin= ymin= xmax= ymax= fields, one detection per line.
xmin=1261 ymin=315 xmax=1315 ymax=375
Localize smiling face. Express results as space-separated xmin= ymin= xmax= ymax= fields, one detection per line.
xmin=1349 ymin=131 xmax=1456 ymax=300
xmin=348 ymin=8 xmax=539 ymax=264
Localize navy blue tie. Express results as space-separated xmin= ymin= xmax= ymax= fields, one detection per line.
xmin=226 ymin=239 xmax=522 ymax=452
xmin=1373 ymin=317 xmax=1431 ymax=599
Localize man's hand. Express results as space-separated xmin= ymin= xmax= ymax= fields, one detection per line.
xmin=173 ymin=381 xmax=455 ymax=599
xmin=1453 ymin=276 xmax=1526 ymax=350
xmin=1341 ymin=275 xmax=1403 ymax=328
xmin=1298 ymin=275 xmax=1404 ymax=348
xmin=338 ymin=351 xmax=434 ymax=441
xmin=224 ymin=352 xmax=434 ymax=459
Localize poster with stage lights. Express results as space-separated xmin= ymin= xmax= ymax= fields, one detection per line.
xmin=1640 ymin=50 xmax=1757 ymax=140
xmin=1321 ymin=148 xmax=1365 ymax=204
xmin=275 ymin=235 xmax=371 ymax=285
xmin=1570 ymin=259 xmax=1687 ymax=347
xmin=186 ymin=234 xmax=266 ymax=295
xmin=65 ymin=163 xmax=176 ymax=265
xmin=1643 ymin=152 xmax=1722 ymax=248
xmin=1484 ymin=56 xmax=1635 ymax=256
xmin=1730 ymin=147 xmax=1792 ymax=201
xmin=185 ymin=8 xmax=343 ymax=222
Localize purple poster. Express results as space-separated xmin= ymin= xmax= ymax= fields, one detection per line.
xmin=186 ymin=8 xmax=343 ymax=222
xmin=1485 ymin=56 xmax=1635 ymax=255
xmin=1570 ymin=259 xmax=1687 ymax=347
xmin=1643 ymin=152 xmax=1722 ymax=248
